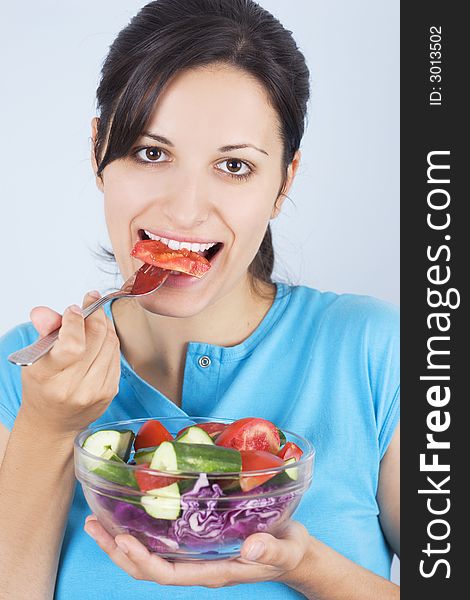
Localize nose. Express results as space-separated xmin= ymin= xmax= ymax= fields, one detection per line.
xmin=160 ymin=172 xmax=209 ymax=229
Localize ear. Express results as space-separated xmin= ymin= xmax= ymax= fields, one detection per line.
xmin=271 ymin=150 xmax=301 ymax=219
xmin=90 ymin=117 xmax=104 ymax=193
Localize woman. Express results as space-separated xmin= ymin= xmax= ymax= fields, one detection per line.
xmin=0 ymin=1 xmax=399 ymax=598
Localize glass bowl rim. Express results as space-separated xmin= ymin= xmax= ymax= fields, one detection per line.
xmin=74 ymin=416 xmax=315 ymax=477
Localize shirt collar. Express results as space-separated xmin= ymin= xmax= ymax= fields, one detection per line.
xmin=103 ymin=281 xmax=292 ymax=367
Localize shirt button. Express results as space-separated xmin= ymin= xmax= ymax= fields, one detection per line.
xmin=198 ymin=355 xmax=211 ymax=368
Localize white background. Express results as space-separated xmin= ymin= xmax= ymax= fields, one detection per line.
xmin=0 ymin=0 xmax=399 ymax=581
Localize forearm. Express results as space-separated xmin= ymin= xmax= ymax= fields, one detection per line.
xmin=0 ymin=407 xmax=76 ymax=600
xmin=282 ymin=536 xmax=399 ymax=600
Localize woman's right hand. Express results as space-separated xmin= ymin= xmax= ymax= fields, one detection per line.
xmin=20 ymin=291 xmax=121 ymax=436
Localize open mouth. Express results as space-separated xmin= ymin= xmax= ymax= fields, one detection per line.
xmin=138 ymin=229 xmax=224 ymax=263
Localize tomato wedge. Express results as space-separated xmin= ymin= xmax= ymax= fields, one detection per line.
xmin=176 ymin=422 xmax=228 ymax=440
xmin=278 ymin=441 xmax=303 ymax=461
xmin=131 ymin=239 xmax=211 ymax=278
xmin=215 ymin=417 xmax=281 ymax=454
xmin=134 ymin=420 xmax=173 ymax=451
xmin=239 ymin=450 xmax=285 ymax=492
xmin=134 ymin=463 xmax=179 ymax=492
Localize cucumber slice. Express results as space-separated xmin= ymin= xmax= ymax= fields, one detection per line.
xmin=266 ymin=457 xmax=299 ymax=486
xmin=134 ymin=446 xmax=158 ymax=465
xmin=177 ymin=479 xmax=196 ymax=494
xmin=150 ymin=441 xmax=179 ymax=472
xmin=284 ymin=456 xmax=299 ymax=481
xmin=150 ymin=441 xmax=241 ymax=473
xmin=92 ymin=449 xmax=138 ymax=488
xmin=175 ymin=426 xmax=214 ymax=445
xmin=141 ymin=482 xmax=181 ymax=520
xmin=219 ymin=477 xmax=241 ymax=493
xmin=82 ymin=429 xmax=135 ymax=462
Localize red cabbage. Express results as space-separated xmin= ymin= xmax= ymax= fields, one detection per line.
xmin=171 ymin=473 xmax=297 ymax=548
xmin=91 ymin=473 xmax=298 ymax=551
xmin=93 ymin=492 xmax=177 ymax=552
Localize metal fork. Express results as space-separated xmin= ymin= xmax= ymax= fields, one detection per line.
xmin=8 ymin=264 xmax=169 ymax=366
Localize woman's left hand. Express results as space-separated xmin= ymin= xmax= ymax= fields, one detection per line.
xmin=84 ymin=514 xmax=310 ymax=588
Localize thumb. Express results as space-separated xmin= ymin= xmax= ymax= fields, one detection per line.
xmin=30 ymin=306 xmax=63 ymax=338
xmin=240 ymin=520 xmax=310 ymax=570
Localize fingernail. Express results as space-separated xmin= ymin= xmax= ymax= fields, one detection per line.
xmin=88 ymin=290 xmax=101 ymax=299
xmin=116 ymin=540 xmax=129 ymax=554
xmin=246 ymin=541 xmax=265 ymax=561
xmin=68 ymin=304 xmax=83 ymax=316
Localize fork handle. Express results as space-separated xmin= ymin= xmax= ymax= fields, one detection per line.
xmin=8 ymin=328 xmax=62 ymax=366
xmin=7 ymin=293 xmax=122 ymax=366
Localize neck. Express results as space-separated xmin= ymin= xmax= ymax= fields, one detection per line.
xmin=111 ymin=276 xmax=276 ymax=404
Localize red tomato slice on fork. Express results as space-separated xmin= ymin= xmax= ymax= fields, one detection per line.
xmin=131 ymin=239 xmax=211 ymax=278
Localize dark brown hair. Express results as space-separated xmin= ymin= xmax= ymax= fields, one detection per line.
xmin=95 ymin=0 xmax=310 ymax=288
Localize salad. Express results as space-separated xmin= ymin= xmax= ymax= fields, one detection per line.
xmin=80 ymin=417 xmax=306 ymax=553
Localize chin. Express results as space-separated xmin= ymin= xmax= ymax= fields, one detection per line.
xmin=136 ymin=285 xmax=215 ymax=318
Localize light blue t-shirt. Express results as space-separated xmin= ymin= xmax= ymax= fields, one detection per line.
xmin=0 ymin=284 xmax=399 ymax=599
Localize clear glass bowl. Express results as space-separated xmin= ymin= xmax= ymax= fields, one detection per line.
xmin=74 ymin=416 xmax=314 ymax=561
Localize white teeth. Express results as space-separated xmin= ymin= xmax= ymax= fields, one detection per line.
xmin=144 ymin=230 xmax=162 ymax=241
xmin=167 ymin=239 xmax=180 ymax=250
xmin=143 ymin=230 xmax=218 ymax=253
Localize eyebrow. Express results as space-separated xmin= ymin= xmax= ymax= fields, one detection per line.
xmin=218 ymin=143 xmax=269 ymax=156
xmin=142 ymin=132 xmax=269 ymax=156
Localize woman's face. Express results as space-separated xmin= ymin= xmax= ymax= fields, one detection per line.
xmin=97 ymin=63 xmax=298 ymax=317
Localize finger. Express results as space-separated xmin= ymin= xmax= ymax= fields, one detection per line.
xmin=82 ymin=290 xmax=101 ymax=310
xmin=43 ymin=304 xmax=86 ymax=371
xmin=115 ymin=535 xmax=257 ymax=588
xmin=84 ymin=519 xmax=142 ymax=579
xmin=30 ymin=306 xmax=62 ymax=338
xmin=81 ymin=291 xmax=112 ymax=361
xmin=98 ymin=337 xmax=121 ymax=400
xmin=82 ymin=317 xmax=120 ymax=399
xmin=114 ymin=534 xmax=182 ymax=586
xmin=240 ymin=520 xmax=310 ymax=570
xmin=85 ymin=514 xmax=97 ymax=524
xmin=44 ymin=290 xmax=102 ymax=371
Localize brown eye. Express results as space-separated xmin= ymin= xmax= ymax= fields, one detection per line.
xmin=216 ymin=158 xmax=251 ymax=178
xmin=145 ymin=147 xmax=162 ymax=161
xmin=226 ymin=159 xmax=243 ymax=173
xmin=134 ymin=146 xmax=169 ymax=164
